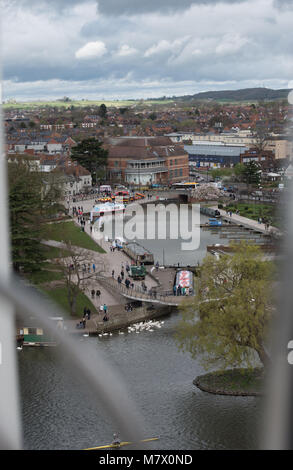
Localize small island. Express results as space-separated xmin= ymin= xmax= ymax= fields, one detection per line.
xmin=193 ymin=368 xmax=265 ymax=396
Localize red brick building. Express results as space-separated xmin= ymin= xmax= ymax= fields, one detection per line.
xmin=105 ymin=136 xmax=189 ymax=185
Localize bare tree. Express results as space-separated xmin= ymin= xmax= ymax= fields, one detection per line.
xmin=252 ymin=123 xmax=270 ymax=154
xmin=56 ymin=242 xmax=107 ymax=316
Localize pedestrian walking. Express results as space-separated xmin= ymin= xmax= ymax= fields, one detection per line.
xmin=93 ymin=263 xmax=96 ymax=272
xmin=103 ymin=304 xmax=108 ymax=315
xmin=91 ymin=289 xmax=95 ymax=299
xmin=112 ymin=269 xmax=115 ymax=278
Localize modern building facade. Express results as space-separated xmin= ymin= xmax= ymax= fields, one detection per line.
xmin=184 ymin=143 xmax=248 ymax=168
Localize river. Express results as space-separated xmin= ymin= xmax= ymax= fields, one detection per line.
xmin=18 ymin=210 xmax=263 ymax=449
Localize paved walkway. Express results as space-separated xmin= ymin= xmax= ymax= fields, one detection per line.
xmin=65 ymin=197 xmax=159 ymax=308
xmin=211 ymin=207 xmax=282 ymax=237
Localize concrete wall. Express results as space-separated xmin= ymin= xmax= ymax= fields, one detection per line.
xmin=93 ymin=304 xmax=174 ymax=334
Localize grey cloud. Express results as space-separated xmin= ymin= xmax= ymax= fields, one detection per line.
xmin=10 ymin=0 xmax=95 ymax=12
xmin=3 ymin=0 xmax=293 ymax=100
xmin=97 ymin=0 xmax=246 ymax=15
xmin=274 ymin=0 xmax=293 ymax=10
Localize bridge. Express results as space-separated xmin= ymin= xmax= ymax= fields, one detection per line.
xmin=96 ymin=275 xmax=187 ymax=307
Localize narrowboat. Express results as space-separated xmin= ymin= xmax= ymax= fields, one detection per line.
xmin=16 ymin=317 xmax=64 ymax=347
xmin=123 ymin=242 xmax=154 ymax=265
xmin=174 ymin=270 xmax=194 ymax=296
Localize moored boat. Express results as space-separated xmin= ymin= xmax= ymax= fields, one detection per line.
xmin=90 ymin=201 xmax=126 ymax=222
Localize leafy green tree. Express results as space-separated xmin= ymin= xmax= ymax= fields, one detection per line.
xmin=242 ymin=161 xmax=261 ymax=189
xmin=8 ymin=161 xmax=45 ymax=273
xmin=98 ymin=103 xmax=107 ymax=119
xmin=149 ymin=112 xmax=157 ymax=121
xmin=176 ymin=242 xmax=273 ymax=370
xmin=71 ymin=138 xmax=108 ymax=185
xmin=234 ymin=163 xmax=245 ymax=179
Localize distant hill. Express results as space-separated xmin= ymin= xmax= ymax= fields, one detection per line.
xmin=175 ymin=87 xmax=292 ymax=102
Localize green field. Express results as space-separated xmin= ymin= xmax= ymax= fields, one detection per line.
xmin=28 ymin=267 xmax=64 ymax=285
xmin=43 ymin=221 xmax=105 ymax=253
xmin=3 ymin=99 xmax=174 ymax=110
xmin=42 ymin=244 xmax=72 ymax=259
xmin=42 ymin=286 xmax=97 ymax=318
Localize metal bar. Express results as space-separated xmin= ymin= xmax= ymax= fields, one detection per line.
xmin=262 ymin=183 xmax=293 ymax=449
xmin=0 ymin=30 xmax=22 ymax=449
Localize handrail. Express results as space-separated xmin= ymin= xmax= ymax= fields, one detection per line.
xmin=97 ymin=275 xmax=181 ymax=305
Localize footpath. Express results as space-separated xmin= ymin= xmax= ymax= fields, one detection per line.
xmin=64 ymin=196 xmax=161 ymax=334
xmin=211 ymin=206 xmax=282 ymax=237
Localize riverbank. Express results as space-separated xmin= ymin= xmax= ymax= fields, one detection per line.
xmin=194 ymin=368 xmax=265 ymax=396
xmin=67 ymin=303 xmax=174 ymax=335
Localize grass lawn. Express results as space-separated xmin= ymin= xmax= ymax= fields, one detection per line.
xmin=43 ymin=221 xmax=105 ymax=253
xmin=194 ymin=367 xmax=264 ymax=395
xmin=42 ymin=286 xmax=97 ymax=318
xmin=225 ymin=202 xmax=278 ymax=225
xmin=42 ymin=244 xmax=72 ymax=259
xmin=27 ymin=261 xmax=64 ymax=285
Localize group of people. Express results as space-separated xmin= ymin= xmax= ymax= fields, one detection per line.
xmin=72 ymin=205 xmax=84 ymax=215
xmin=110 ymin=243 xmax=121 ymax=252
xmin=173 ymin=284 xmax=191 ymax=296
xmin=99 ymin=303 xmax=109 ymax=322
xmin=76 ymin=306 xmax=92 ymax=329
xmin=78 ymin=216 xmax=86 ymax=231
xmin=91 ymin=288 xmax=100 ymax=299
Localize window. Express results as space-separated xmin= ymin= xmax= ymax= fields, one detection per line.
xmin=28 ymin=328 xmax=37 ymax=335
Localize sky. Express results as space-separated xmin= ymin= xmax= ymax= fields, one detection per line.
xmin=2 ymin=0 xmax=293 ymax=101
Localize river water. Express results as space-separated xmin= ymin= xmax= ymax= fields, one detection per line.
xmin=18 ymin=211 xmax=264 ymax=450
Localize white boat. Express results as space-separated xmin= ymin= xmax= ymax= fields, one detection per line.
xmin=90 ymin=202 xmax=126 ymax=221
